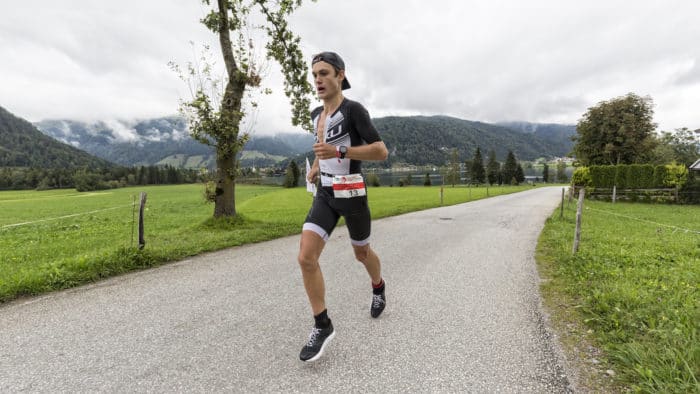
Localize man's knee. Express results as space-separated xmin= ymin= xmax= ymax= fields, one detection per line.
xmin=297 ymin=252 xmax=319 ymax=272
xmin=353 ymin=246 xmax=370 ymax=263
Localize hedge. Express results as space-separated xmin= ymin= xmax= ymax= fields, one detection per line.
xmin=574 ymin=164 xmax=675 ymax=189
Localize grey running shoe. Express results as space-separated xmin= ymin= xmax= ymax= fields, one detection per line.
xmin=299 ymin=323 xmax=335 ymax=362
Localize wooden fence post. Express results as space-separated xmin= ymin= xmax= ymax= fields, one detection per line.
xmin=560 ymin=188 xmax=565 ymax=219
xmin=138 ymin=192 xmax=147 ymax=249
xmin=568 ymin=186 xmax=574 ymax=204
xmin=572 ymin=188 xmax=585 ymax=254
xmin=440 ymin=185 xmax=444 ymax=205
xmin=612 ymin=185 xmax=617 ymax=204
xmin=131 ymin=194 xmax=137 ymax=247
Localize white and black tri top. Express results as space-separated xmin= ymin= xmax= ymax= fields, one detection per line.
xmin=312 ymin=98 xmax=382 ymax=187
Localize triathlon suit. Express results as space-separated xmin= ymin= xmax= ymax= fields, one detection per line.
xmin=303 ymin=98 xmax=382 ymax=245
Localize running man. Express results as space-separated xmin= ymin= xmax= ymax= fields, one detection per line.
xmin=298 ymin=52 xmax=389 ymax=362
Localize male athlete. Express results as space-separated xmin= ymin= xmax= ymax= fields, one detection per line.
xmin=297 ymin=52 xmax=389 ymax=362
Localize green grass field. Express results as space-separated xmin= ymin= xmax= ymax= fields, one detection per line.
xmin=537 ymin=200 xmax=700 ymax=393
xmin=0 ymin=183 xmax=529 ymax=302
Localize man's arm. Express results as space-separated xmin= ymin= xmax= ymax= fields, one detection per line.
xmin=345 ymin=141 xmax=388 ymax=161
xmin=312 ymin=141 xmax=388 ymax=162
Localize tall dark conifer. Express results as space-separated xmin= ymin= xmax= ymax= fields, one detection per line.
xmin=503 ymin=150 xmax=518 ymax=185
xmin=470 ymin=147 xmax=486 ymax=184
xmin=486 ymin=149 xmax=499 ymax=185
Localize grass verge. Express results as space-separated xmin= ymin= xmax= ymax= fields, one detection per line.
xmin=537 ymin=199 xmax=699 ymax=393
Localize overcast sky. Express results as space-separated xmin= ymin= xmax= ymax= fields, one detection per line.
xmin=1 ymin=0 xmax=699 ymax=136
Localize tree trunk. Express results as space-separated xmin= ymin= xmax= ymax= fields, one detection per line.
xmin=214 ymin=154 xmax=236 ymax=217
xmin=212 ymin=0 xmax=247 ymax=218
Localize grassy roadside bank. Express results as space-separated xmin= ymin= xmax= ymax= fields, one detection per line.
xmin=537 ymin=199 xmax=699 ymax=392
xmin=0 ymin=183 xmax=530 ymax=303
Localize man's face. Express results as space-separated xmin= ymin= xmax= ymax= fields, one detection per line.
xmin=312 ymin=61 xmax=345 ymax=100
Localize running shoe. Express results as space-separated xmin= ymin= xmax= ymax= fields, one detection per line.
xmin=299 ymin=323 xmax=335 ymax=362
xmin=371 ymin=291 xmax=386 ymax=318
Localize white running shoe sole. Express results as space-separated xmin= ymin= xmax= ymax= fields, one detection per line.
xmin=303 ymin=330 xmax=336 ymax=362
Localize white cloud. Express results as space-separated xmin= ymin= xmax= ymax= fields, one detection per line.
xmin=1 ymin=0 xmax=699 ymax=135
xmin=102 ymin=120 xmax=138 ymax=143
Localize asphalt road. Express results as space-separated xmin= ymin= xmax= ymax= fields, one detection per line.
xmin=1 ymin=186 xmax=573 ymax=393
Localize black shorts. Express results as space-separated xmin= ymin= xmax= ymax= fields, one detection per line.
xmin=303 ymin=186 xmax=371 ymax=245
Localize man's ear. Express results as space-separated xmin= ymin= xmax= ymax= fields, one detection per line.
xmin=338 ymin=69 xmax=346 ymax=83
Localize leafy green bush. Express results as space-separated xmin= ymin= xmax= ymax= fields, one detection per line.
xmin=572 ymin=166 xmax=592 ymax=186
xmin=664 ymin=163 xmax=688 ymax=188
xmin=365 ymin=172 xmax=380 ymax=187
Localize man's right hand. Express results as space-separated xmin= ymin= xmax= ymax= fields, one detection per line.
xmin=307 ymin=166 xmax=319 ymax=183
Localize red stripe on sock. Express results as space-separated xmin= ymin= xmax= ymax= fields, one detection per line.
xmin=372 ymin=279 xmax=384 ymax=289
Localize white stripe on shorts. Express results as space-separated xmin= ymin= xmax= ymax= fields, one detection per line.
xmin=351 ymin=237 xmax=370 ymax=246
xmin=303 ymin=222 xmax=329 ymax=241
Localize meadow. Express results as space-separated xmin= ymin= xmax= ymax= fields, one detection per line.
xmin=537 ymin=199 xmax=700 ymax=393
xmin=0 ymin=183 xmax=528 ymax=302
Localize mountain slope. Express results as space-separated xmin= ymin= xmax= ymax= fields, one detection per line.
xmin=35 ymin=118 xmax=314 ymax=168
xmin=0 ymin=106 xmax=113 ymax=168
xmin=375 ymin=116 xmax=570 ymax=165
xmin=33 ymin=115 xmax=574 ymax=168
xmin=497 ymin=121 xmax=576 ymax=157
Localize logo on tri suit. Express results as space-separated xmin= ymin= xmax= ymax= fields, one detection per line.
xmin=325 ymin=124 xmax=343 ymax=142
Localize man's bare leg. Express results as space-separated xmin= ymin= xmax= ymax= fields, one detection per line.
xmin=353 ymin=243 xmax=386 ymax=318
xmin=298 ymin=230 xmax=327 ymax=315
xmin=352 ymin=243 xmax=382 ymax=284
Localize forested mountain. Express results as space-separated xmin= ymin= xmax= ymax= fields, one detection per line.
xmin=0 ymin=106 xmax=113 ymax=168
xmin=375 ymin=116 xmax=573 ymax=166
xmin=35 ymin=118 xmax=314 ymax=169
xmin=31 ymin=114 xmax=575 ymax=170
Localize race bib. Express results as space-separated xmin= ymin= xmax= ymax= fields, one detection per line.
xmin=332 ymin=174 xmax=366 ymax=198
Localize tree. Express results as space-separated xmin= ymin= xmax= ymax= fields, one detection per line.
xmin=470 ymin=147 xmax=486 ymax=184
xmin=284 ymin=160 xmax=300 ymax=187
xmin=486 ymin=149 xmax=499 ymax=185
xmin=446 ymin=148 xmax=461 ymax=186
xmin=177 ymin=0 xmax=313 ymax=217
xmin=424 ymin=173 xmax=431 ymax=186
xmin=502 ymin=150 xmax=518 ymax=184
xmin=542 ymin=162 xmax=549 ymax=183
xmin=366 ymin=172 xmax=380 ymax=187
xmin=515 ymin=164 xmax=525 ymax=184
xmin=651 ymin=127 xmax=700 ymax=166
xmin=572 ymin=93 xmax=658 ymax=166
xmin=556 ymin=160 xmax=568 ymax=183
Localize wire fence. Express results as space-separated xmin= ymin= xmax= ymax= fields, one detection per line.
xmin=1 ymin=204 xmax=135 ymax=230
xmin=584 ymin=206 xmax=700 ymax=235
xmin=570 ymin=185 xmax=700 ymax=204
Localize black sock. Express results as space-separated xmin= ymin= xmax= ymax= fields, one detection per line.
xmin=314 ymin=309 xmax=331 ymax=328
xmin=372 ymin=279 xmax=385 ymax=295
